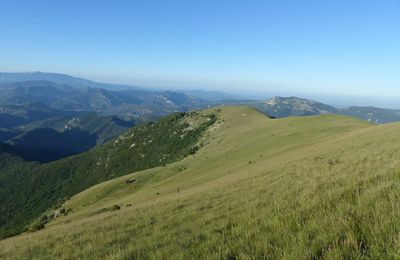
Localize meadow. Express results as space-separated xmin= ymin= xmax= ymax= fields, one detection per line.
xmin=2 ymin=106 xmax=400 ymax=259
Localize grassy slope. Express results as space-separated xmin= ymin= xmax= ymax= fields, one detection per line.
xmin=2 ymin=106 xmax=400 ymax=258
xmin=0 ymin=111 xmax=215 ymax=238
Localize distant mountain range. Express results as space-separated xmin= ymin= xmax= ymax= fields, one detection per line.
xmin=241 ymin=96 xmax=400 ymax=124
xmin=0 ymin=73 xmax=220 ymax=162
xmin=339 ymin=106 xmax=400 ymax=124
xmin=176 ymin=89 xmax=241 ymax=101
xmin=0 ymin=72 xmax=141 ymax=91
xmin=0 ymin=80 xmax=213 ymax=120
xmin=6 ymin=73 xmax=399 ymax=125
xmin=1 ymin=72 xmax=400 ymax=164
xmin=0 ymin=102 xmax=78 ymax=128
xmin=0 ymin=101 xmax=137 ymax=162
xmin=246 ymin=96 xmax=337 ymax=117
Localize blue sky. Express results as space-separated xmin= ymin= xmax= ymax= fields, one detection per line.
xmin=0 ymin=0 xmax=399 ymax=101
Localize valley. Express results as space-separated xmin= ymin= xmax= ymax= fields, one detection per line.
xmin=0 ymin=73 xmax=216 ymax=163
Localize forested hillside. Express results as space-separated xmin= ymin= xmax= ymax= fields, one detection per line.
xmin=0 ymin=111 xmax=216 ymax=238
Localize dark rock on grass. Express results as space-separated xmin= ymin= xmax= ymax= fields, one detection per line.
xmin=125 ymin=179 xmax=137 ymax=184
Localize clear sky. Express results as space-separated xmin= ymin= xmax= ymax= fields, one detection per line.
xmin=0 ymin=0 xmax=399 ymax=100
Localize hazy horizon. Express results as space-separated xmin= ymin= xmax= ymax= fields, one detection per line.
xmin=1 ymin=1 xmax=400 ymax=106
xmin=3 ymin=70 xmax=400 ymax=109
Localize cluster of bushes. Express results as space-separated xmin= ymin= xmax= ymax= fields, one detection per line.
xmin=26 ymin=207 xmax=72 ymax=233
xmin=27 ymin=215 xmax=48 ymax=232
xmin=96 ymin=204 xmax=121 ymax=215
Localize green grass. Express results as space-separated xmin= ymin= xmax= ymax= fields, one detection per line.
xmin=2 ymin=106 xmax=400 ymax=259
xmin=0 ymin=111 xmax=215 ymax=238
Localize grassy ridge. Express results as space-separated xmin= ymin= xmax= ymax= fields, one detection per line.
xmin=3 ymin=106 xmax=400 ymax=258
xmin=0 ymin=111 xmax=215 ymax=238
